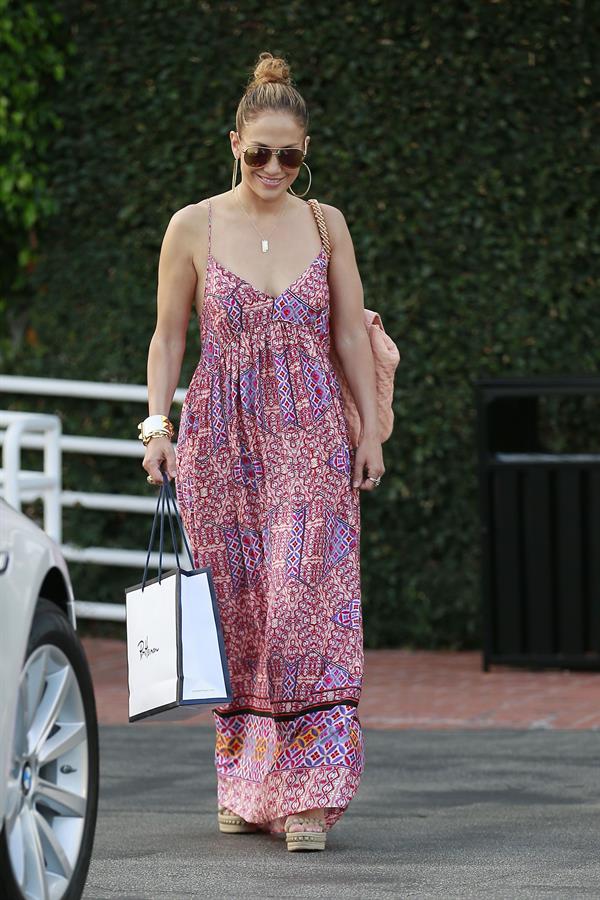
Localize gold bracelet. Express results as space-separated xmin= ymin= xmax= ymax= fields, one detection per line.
xmin=137 ymin=415 xmax=175 ymax=445
xmin=140 ymin=429 xmax=173 ymax=447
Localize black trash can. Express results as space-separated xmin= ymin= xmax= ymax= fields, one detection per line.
xmin=475 ymin=376 xmax=600 ymax=670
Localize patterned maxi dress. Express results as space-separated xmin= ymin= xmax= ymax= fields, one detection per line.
xmin=175 ymin=198 xmax=364 ymax=833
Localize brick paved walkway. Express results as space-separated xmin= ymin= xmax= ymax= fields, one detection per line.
xmin=82 ymin=639 xmax=600 ymax=730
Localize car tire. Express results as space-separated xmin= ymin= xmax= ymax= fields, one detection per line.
xmin=0 ymin=598 xmax=99 ymax=900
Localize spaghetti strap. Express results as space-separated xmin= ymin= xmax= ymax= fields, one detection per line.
xmin=207 ymin=198 xmax=212 ymax=258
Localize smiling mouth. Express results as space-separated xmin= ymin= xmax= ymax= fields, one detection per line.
xmin=257 ymin=174 xmax=284 ymax=183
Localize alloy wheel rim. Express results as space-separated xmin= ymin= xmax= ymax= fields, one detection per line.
xmin=5 ymin=644 xmax=89 ymax=900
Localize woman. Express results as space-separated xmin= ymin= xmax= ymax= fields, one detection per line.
xmin=141 ymin=51 xmax=384 ymax=851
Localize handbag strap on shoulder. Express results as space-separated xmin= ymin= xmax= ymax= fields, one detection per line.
xmin=307 ymin=199 xmax=332 ymax=261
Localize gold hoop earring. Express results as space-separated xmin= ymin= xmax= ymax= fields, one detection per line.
xmin=231 ymin=156 xmax=239 ymax=191
xmin=288 ymin=162 xmax=312 ymax=198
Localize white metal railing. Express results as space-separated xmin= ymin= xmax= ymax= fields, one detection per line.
xmin=0 ymin=375 xmax=188 ymax=622
xmin=0 ymin=411 xmax=62 ymax=541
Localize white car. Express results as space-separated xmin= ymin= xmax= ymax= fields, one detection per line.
xmin=0 ymin=499 xmax=99 ymax=900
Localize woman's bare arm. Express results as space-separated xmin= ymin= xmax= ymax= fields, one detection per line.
xmin=148 ymin=207 xmax=199 ymax=414
xmin=143 ymin=206 xmax=200 ymax=482
xmin=324 ymin=204 xmax=384 ymax=491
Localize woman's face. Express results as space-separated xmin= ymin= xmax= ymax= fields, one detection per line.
xmin=231 ymin=111 xmax=309 ymax=198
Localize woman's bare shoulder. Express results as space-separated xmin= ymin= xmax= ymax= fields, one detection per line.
xmin=316 ymin=202 xmax=350 ymax=246
xmin=165 ymin=194 xmax=226 ymax=253
xmin=169 ymin=197 xmax=210 ymax=230
xmin=317 ymin=201 xmax=345 ymax=221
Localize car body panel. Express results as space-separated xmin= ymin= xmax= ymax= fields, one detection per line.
xmin=0 ymin=499 xmax=76 ymax=822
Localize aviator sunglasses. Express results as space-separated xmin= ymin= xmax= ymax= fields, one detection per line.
xmin=239 ymin=141 xmax=307 ymax=169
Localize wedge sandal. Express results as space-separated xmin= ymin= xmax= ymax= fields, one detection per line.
xmin=217 ymin=806 xmax=259 ymax=834
xmin=284 ymin=814 xmax=327 ymax=851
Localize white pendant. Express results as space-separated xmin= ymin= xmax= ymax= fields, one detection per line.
xmin=262 ymin=239 xmax=269 ymax=253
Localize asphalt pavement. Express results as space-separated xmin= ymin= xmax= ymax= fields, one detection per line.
xmin=83 ymin=726 xmax=600 ymax=900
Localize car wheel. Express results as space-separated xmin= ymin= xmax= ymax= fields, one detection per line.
xmin=0 ymin=598 xmax=99 ymax=900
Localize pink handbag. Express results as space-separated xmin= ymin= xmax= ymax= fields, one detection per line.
xmin=307 ymin=199 xmax=400 ymax=449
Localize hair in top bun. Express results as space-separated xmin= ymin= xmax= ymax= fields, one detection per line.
xmin=250 ymin=51 xmax=292 ymax=87
xmin=236 ymin=51 xmax=308 ymax=136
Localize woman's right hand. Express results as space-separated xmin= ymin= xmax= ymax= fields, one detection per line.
xmin=142 ymin=436 xmax=177 ymax=484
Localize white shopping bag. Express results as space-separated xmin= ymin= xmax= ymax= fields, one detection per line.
xmin=125 ymin=473 xmax=232 ymax=722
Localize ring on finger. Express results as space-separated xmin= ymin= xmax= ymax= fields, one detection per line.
xmin=367 ymin=475 xmax=382 ymax=486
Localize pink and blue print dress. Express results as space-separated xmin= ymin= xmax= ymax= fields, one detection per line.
xmin=176 ymin=198 xmax=364 ymax=832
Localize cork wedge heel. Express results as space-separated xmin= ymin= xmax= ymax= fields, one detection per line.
xmin=284 ymin=814 xmax=327 ymax=852
xmin=217 ymin=806 xmax=259 ymax=834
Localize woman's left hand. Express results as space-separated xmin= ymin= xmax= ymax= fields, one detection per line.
xmin=352 ymin=434 xmax=385 ymax=491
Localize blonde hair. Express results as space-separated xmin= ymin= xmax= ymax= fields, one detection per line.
xmin=235 ymin=51 xmax=309 ymax=137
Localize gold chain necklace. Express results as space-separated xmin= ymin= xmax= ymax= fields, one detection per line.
xmin=234 ymin=185 xmax=290 ymax=253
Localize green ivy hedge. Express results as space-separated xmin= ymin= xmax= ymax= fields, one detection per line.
xmin=0 ymin=0 xmax=72 ymax=362
xmin=2 ymin=0 xmax=598 ymax=648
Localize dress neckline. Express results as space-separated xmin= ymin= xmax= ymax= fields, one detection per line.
xmin=207 ymin=246 xmax=326 ymax=302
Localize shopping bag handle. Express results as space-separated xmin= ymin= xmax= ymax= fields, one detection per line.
xmin=161 ymin=470 xmax=195 ymax=571
xmin=141 ymin=481 xmax=166 ymax=590
xmin=141 ymin=468 xmax=194 ymax=590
